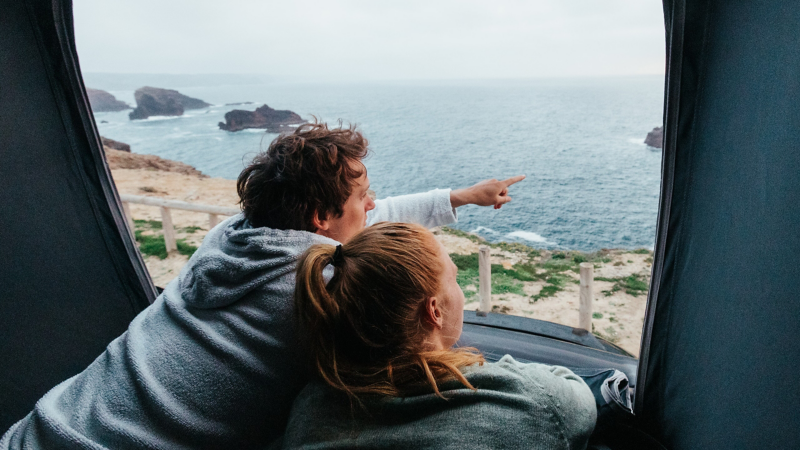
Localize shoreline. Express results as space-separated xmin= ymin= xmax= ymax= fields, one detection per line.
xmin=109 ymin=150 xmax=649 ymax=356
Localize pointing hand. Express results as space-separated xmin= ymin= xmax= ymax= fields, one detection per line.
xmin=450 ymin=175 xmax=526 ymax=209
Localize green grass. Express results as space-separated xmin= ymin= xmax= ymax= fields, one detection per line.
xmin=531 ymin=284 xmax=562 ymax=301
xmin=134 ymin=227 xmax=199 ymax=260
xmin=450 ymin=253 xmax=479 ymax=271
xmin=491 ymin=264 xmax=538 ymax=282
xmin=447 ymin=246 xmax=641 ymax=304
xmin=593 ymin=312 xmax=603 ymax=319
xmin=594 ymin=276 xmax=617 ymax=282
xmin=181 ymin=226 xmax=204 ymax=234
xmin=598 ymin=274 xmax=650 ymax=297
xmin=134 ymin=219 xmax=162 ymax=230
xmin=176 ymin=240 xmax=198 ymax=257
xmin=619 ymin=274 xmax=649 ymax=296
xmin=491 ymin=273 xmax=525 ymax=296
xmin=452 ymin=264 xmax=525 ymax=296
xmin=456 ymin=267 xmax=479 ymax=288
xmin=135 ymin=231 xmax=168 ymax=259
xmin=627 ymin=248 xmax=651 ymax=255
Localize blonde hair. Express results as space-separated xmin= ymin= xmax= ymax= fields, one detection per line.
xmin=294 ymin=222 xmax=484 ymax=400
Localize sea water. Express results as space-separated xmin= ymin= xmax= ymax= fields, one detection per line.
xmin=88 ymin=74 xmax=664 ymax=251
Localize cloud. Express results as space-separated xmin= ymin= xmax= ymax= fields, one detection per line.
xmin=73 ymin=0 xmax=665 ymax=80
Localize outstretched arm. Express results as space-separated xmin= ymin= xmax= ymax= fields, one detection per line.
xmin=449 ymin=175 xmax=526 ymax=209
xmin=366 ymin=175 xmax=526 ymax=228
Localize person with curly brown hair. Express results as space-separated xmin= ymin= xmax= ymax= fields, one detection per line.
xmin=1 ymin=122 xmax=525 ymax=450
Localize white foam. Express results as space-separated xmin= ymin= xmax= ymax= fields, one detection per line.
xmin=627 ymin=138 xmax=646 ymax=145
xmin=144 ymin=115 xmax=181 ymax=121
xmin=471 ymin=226 xmax=497 ymax=234
xmin=506 ymin=230 xmax=554 ymax=244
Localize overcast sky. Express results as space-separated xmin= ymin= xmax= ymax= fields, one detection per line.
xmin=74 ymin=0 xmax=665 ymax=81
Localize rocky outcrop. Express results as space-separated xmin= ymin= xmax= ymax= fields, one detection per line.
xmin=129 ymin=87 xmax=211 ymax=120
xmin=218 ymin=104 xmax=306 ymax=132
xmin=101 ymin=136 xmax=131 ymax=152
xmin=104 ymin=148 xmax=206 ymax=177
xmin=86 ymin=88 xmax=130 ymax=112
xmin=645 ymin=126 xmax=663 ymax=149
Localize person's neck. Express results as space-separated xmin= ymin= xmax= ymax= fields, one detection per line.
xmin=422 ymin=330 xmax=447 ymax=352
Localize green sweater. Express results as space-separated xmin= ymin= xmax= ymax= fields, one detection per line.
xmin=281 ymin=355 xmax=597 ymax=449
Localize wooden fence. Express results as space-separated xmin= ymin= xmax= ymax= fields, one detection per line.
xmin=476 ymin=245 xmax=595 ymax=332
xmin=120 ymin=194 xmax=239 ymax=254
xmin=120 ymin=198 xmax=596 ymax=331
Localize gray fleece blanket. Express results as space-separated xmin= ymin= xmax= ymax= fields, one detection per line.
xmin=1 ymin=189 xmax=456 ymax=450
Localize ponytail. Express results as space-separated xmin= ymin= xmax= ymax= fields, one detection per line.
xmin=294 ymin=243 xmax=349 ymax=394
xmin=294 ymin=223 xmax=485 ymax=403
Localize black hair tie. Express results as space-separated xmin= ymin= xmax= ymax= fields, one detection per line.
xmin=331 ymin=244 xmax=344 ymax=267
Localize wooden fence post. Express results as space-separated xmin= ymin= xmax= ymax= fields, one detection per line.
xmin=479 ymin=246 xmax=492 ymax=313
xmin=160 ymin=206 xmax=177 ymax=254
xmin=121 ymin=202 xmax=135 ymax=236
xmin=579 ymin=262 xmax=594 ymax=331
xmin=209 ymin=213 xmax=219 ymax=230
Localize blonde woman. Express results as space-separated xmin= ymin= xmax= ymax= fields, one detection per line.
xmin=284 ymin=222 xmax=597 ymax=449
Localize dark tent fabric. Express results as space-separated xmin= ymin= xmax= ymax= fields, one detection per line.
xmin=0 ymin=0 xmax=156 ymax=430
xmin=636 ymin=1 xmax=800 ymax=448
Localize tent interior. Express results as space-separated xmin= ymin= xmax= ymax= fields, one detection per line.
xmin=2 ymin=0 xmax=800 ymax=448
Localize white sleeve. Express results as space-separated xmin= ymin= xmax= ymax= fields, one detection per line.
xmin=366 ymin=188 xmax=458 ymax=229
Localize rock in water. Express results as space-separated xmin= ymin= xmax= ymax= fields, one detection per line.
xmin=218 ymin=104 xmax=306 ymax=132
xmin=645 ymin=126 xmax=663 ymax=149
xmin=86 ymin=88 xmax=130 ymax=112
xmin=129 ymin=86 xmax=211 ymax=120
xmin=101 ymin=136 xmax=131 ymax=152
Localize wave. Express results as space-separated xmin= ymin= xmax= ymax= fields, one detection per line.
xmin=471 ymin=226 xmax=497 ymax=234
xmin=144 ymin=115 xmax=182 ymax=121
xmin=627 ymin=138 xmax=646 ymax=145
xmin=240 ymin=128 xmax=270 ymax=134
xmin=506 ymin=230 xmax=555 ymax=245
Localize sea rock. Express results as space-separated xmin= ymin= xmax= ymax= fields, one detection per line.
xmin=218 ymin=104 xmax=306 ymax=132
xmin=86 ymin=88 xmax=130 ymax=112
xmin=645 ymin=126 xmax=663 ymax=149
xmin=129 ymin=86 xmax=211 ymax=120
xmin=101 ymin=136 xmax=130 ymax=152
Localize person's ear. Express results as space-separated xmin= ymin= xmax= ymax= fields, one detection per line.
xmin=424 ymin=296 xmax=444 ymax=329
xmin=312 ymin=210 xmax=330 ymax=232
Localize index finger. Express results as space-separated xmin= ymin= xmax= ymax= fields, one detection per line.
xmin=502 ymin=175 xmax=526 ymax=187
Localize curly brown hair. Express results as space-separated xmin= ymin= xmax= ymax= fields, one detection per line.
xmin=237 ymin=122 xmax=369 ymax=231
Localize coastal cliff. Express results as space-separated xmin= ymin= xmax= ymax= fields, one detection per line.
xmin=129 ymin=87 xmax=211 ymax=120
xmin=101 ymin=136 xmax=130 ymax=152
xmin=218 ymin=104 xmax=306 ymax=132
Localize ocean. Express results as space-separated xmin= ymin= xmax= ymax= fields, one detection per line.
xmin=86 ymin=74 xmax=664 ymax=251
